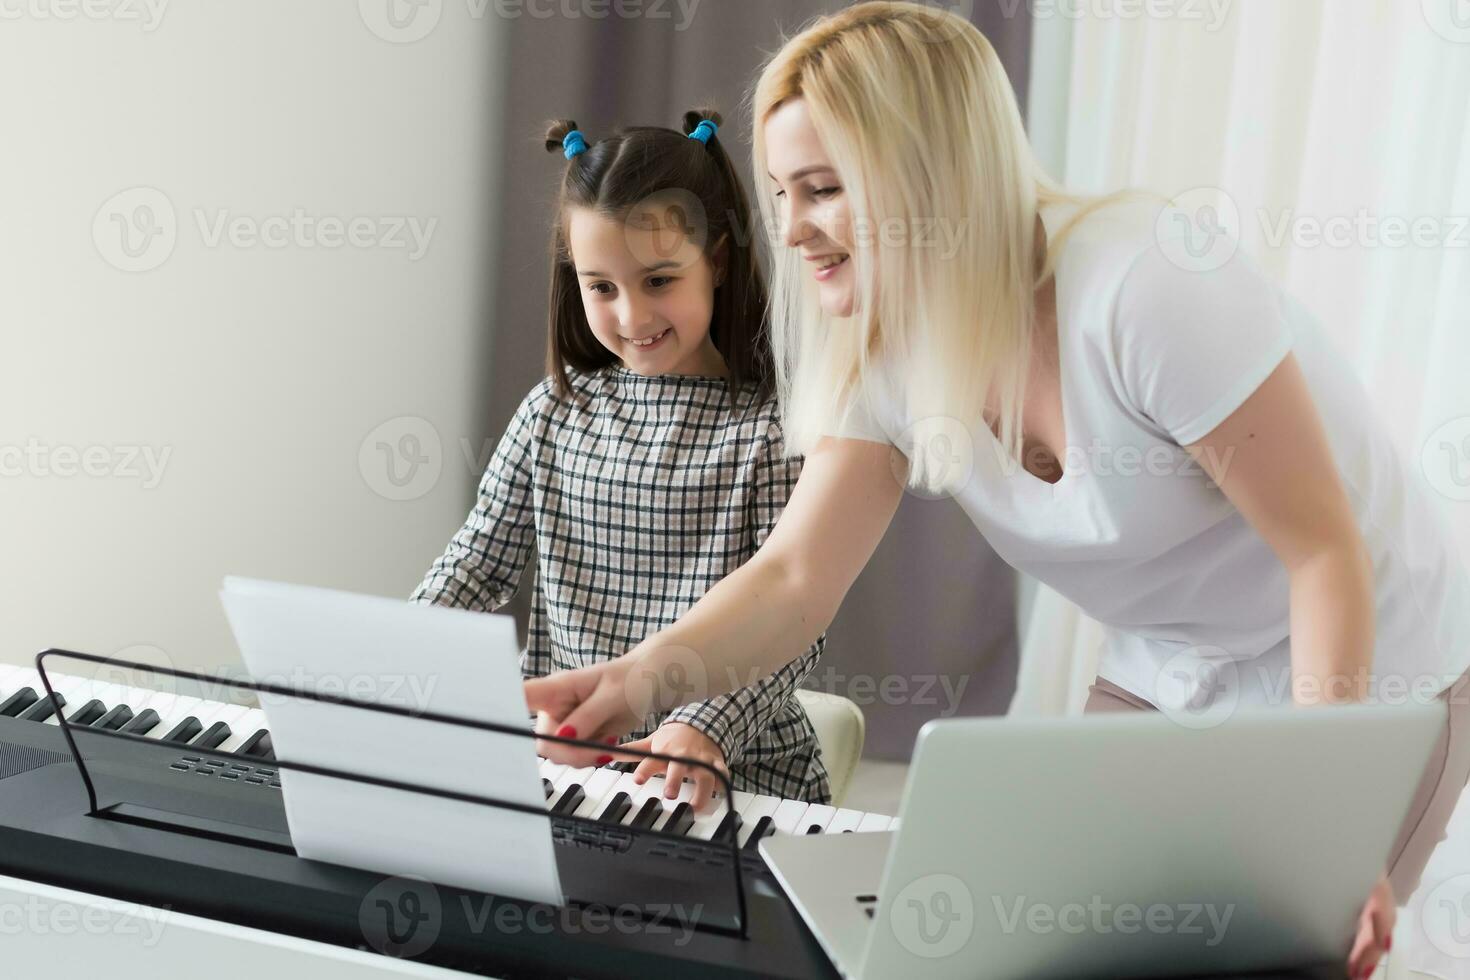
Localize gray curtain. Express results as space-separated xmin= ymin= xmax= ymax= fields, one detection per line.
xmin=481 ymin=0 xmax=1031 ymax=761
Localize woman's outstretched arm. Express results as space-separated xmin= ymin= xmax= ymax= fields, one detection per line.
xmin=526 ymin=434 xmax=905 ymax=765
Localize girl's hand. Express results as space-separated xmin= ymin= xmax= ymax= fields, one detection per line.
xmin=619 ymin=722 xmax=730 ymax=814
xmin=1346 ymin=873 xmax=1394 ymax=979
xmin=527 ymin=654 xmax=644 ymax=767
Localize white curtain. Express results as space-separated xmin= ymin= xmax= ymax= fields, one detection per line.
xmin=1020 ymin=1 xmax=1470 ymax=959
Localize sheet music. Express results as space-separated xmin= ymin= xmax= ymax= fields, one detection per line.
xmin=219 ymin=576 xmax=563 ymax=906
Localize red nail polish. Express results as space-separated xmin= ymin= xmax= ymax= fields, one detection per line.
xmin=595 ymin=754 xmax=613 ymax=765
xmin=603 ymin=736 xmax=617 ymax=745
xmin=1385 ymin=935 xmax=1392 ymax=952
xmin=556 ymin=724 xmax=577 ymax=739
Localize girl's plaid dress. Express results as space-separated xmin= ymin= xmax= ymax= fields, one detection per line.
xmin=411 ymin=364 xmax=831 ymax=803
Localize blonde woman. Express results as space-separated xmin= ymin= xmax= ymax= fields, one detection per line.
xmin=526 ymin=4 xmax=1470 ymax=975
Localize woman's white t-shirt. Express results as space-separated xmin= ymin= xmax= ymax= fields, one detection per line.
xmin=833 ymin=199 xmax=1470 ymax=711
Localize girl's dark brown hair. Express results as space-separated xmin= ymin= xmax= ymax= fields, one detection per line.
xmin=542 ymin=109 xmax=772 ymax=407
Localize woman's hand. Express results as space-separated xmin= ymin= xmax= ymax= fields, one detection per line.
xmin=619 ymin=721 xmax=730 ymax=814
xmin=1346 ymin=873 xmax=1394 ymax=979
xmin=528 ymin=654 xmax=645 ymax=767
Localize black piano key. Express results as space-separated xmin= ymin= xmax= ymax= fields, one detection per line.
xmin=0 ymin=688 xmax=39 ymax=717
xmin=710 ymin=810 xmax=742 ymax=843
xmin=161 ymin=717 xmax=203 ymax=744
xmin=193 ymin=721 xmax=232 ymax=750
xmin=629 ymin=797 xmax=664 ymax=831
xmin=238 ymin=729 xmax=273 ymax=758
xmin=66 ymin=699 xmax=107 ymax=726
xmin=18 ymin=693 xmax=65 ymax=722
xmin=542 ymin=778 xmax=554 ymax=800
xmin=597 ymin=792 xmax=632 ymax=825
xmin=120 ymin=709 xmax=160 ymax=736
xmin=805 ymin=823 xmax=824 ymax=834
xmin=551 ymin=784 xmax=586 ymax=816
xmin=742 ymin=815 xmax=775 ymax=853
xmin=662 ymin=802 xmax=694 ymax=837
xmin=93 ymin=705 xmax=135 ymax=731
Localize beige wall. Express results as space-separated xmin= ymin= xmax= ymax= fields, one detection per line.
xmin=0 ymin=2 xmax=509 ymax=676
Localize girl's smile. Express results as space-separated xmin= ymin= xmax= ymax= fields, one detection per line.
xmin=623 ymin=326 xmax=673 ymax=350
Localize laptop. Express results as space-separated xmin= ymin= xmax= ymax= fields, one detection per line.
xmin=760 ymin=704 xmax=1442 ymax=979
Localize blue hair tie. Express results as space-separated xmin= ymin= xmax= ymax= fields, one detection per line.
xmin=562 ymin=130 xmax=588 ymax=160
xmin=688 ymin=119 xmax=718 ymax=145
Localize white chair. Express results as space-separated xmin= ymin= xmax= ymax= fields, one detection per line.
xmin=796 ymin=689 xmax=866 ymax=806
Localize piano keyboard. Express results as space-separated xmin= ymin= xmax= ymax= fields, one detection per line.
xmin=0 ymin=664 xmax=895 ymax=855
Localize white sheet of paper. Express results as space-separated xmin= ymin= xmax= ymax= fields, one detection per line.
xmin=218 ymin=575 xmax=563 ymax=906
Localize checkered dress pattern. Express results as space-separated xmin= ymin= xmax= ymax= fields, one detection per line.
xmin=410 ymin=364 xmax=831 ymax=803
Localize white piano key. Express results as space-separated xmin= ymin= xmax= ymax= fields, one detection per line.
xmin=824 ymin=808 xmax=866 ymax=834
xmin=568 ymin=767 xmax=625 ymax=822
xmin=215 ymin=708 xmax=270 ymax=753
xmin=687 ymin=793 xmax=742 ymax=841
xmin=769 ymin=798 xmax=812 ymax=836
xmin=888 ymin=817 xmax=901 ymax=830
xmin=547 ymin=766 xmax=594 ymax=813
xmin=735 ymin=795 xmax=781 ymax=847
xmin=797 ymin=803 xmax=837 ymax=834
xmin=595 ymin=772 xmax=648 ymax=824
xmin=855 ymin=812 xmax=892 ymax=833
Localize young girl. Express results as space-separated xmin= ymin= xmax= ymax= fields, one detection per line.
xmin=410 ymin=109 xmax=830 ymax=810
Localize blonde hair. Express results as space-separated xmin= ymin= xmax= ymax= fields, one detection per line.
xmin=751 ymin=0 xmax=1129 ymax=491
